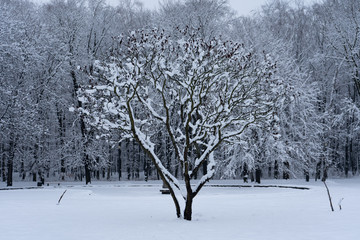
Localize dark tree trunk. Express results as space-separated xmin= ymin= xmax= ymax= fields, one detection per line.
xmin=184 ymin=196 xmax=193 ymax=221
xmin=322 ymin=167 xmax=328 ymax=182
xmin=202 ymin=160 xmax=207 ymax=176
xmin=126 ymin=139 xmax=131 ymax=179
xmin=345 ymin=139 xmax=349 ymax=177
xmin=38 ymin=171 xmax=45 ymax=185
xmin=6 ymin=157 xmax=13 ymax=187
xmin=85 ymin=158 xmax=91 ymax=184
xmin=118 ymin=142 xmax=122 ymax=180
xmin=132 ymin=140 xmax=136 ymax=179
xmin=6 ymin=140 xmax=15 ymax=187
xmin=283 ymin=161 xmax=290 ymax=180
xmin=274 ymin=160 xmax=279 ymax=179
xmin=250 ymin=171 xmax=255 ymax=182
xmin=60 ymin=161 xmax=65 ymax=180
xmin=71 ymin=69 xmax=92 ymax=185
xmin=305 ymin=171 xmax=310 ymax=182
xmin=107 ymin=167 xmax=111 ymax=180
xmin=255 ymin=168 xmax=261 ymax=184
xmin=268 ymin=164 xmax=272 ymax=178
xmin=242 ymin=163 xmax=249 ymax=183
xmin=80 ymin=121 xmax=91 ymax=185
xmin=32 ymin=172 xmax=37 ymax=182
xmin=143 ymin=156 xmax=149 ymax=181
xmin=127 ymin=167 xmax=131 ymax=180
xmin=21 ymin=161 xmax=26 ymax=180
xmin=57 ymin=106 xmax=66 ymax=180
xmin=315 ymin=161 xmax=321 ymax=181
xmin=1 ymin=143 xmax=6 ymax=182
xmin=175 ymin=166 xmax=178 ymax=178
xmin=350 ymin=138 xmax=357 ymax=175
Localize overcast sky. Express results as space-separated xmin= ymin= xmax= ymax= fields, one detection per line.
xmin=32 ymin=0 xmax=320 ymax=16
xmin=137 ymin=0 xmax=268 ymax=15
xmin=117 ymin=0 xmax=321 ymax=16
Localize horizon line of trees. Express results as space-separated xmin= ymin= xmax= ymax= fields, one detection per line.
xmin=1 ymin=0 xmax=359 ymax=186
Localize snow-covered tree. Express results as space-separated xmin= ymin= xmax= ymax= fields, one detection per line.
xmin=0 ymin=0 xmax=60 ymax=185
xmin=78 ymin=27 xmax=283 ymax=220
xmin=223 ymin=5 xmax=323 ymax=182
xmin=157 ymin=0 xmax=234 ymax=40
xmin=306 ymin=0 xmax=360 ymax=177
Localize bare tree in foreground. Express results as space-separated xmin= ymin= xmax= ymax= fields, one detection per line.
xmin=79 ymin=28 xmax=283 ymax=220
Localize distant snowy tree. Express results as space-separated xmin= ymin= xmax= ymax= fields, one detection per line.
xmin=323 ymin=0 xmax=360 ymax=176
xmin=40 ymin=0 xmax=124 ymax=183
xmin=224 ymin=8 xmax=323 ymax=182
xmin=0 ymin=0 xmax=59 ymax=185
xmin=78 ymin=28 xmax=283 ymax=220
xmin=157 ymin=0 xmax=234 ymax=40
xmin=307 ymin=0 xmax=360 ymax=177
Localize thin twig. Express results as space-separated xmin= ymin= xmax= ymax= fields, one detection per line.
xmin=57 ymin=190 xmax=67 ymax=205
xmin=338 ymin=198 xmax=344 ymax=210
xmin=323 ymin=181 xmax=334 ymax=212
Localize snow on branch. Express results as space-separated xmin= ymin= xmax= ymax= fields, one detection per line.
xmin=78 ymin=27 xmax=284 ymax=219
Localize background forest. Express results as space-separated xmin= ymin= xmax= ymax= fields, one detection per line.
xmin=1 ymin=0 xmax=359 ymax=186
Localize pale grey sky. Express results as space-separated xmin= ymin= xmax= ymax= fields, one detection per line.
xmin=32 ymin=0 xmax=320 ymax=16
xmin=112 ymin=0 xmax=271 ymax=16
xmin=126 ymin=0 xmax=321 ymax=16
xmin=136 ymin=0 xmax=267 ymax=15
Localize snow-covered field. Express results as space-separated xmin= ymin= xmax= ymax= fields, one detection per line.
xmin=1 ymin=178 xmax=359 ymax=240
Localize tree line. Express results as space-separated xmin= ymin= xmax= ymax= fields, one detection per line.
xmin=1 ymin=0 xmax=359 ymax=187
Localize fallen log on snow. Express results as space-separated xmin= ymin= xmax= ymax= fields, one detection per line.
xmin=206 ymin=184 xmax=310 ymax=190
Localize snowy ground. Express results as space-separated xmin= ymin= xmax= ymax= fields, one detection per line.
xmin=1 ymin=178 xmax=359 ymax=240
